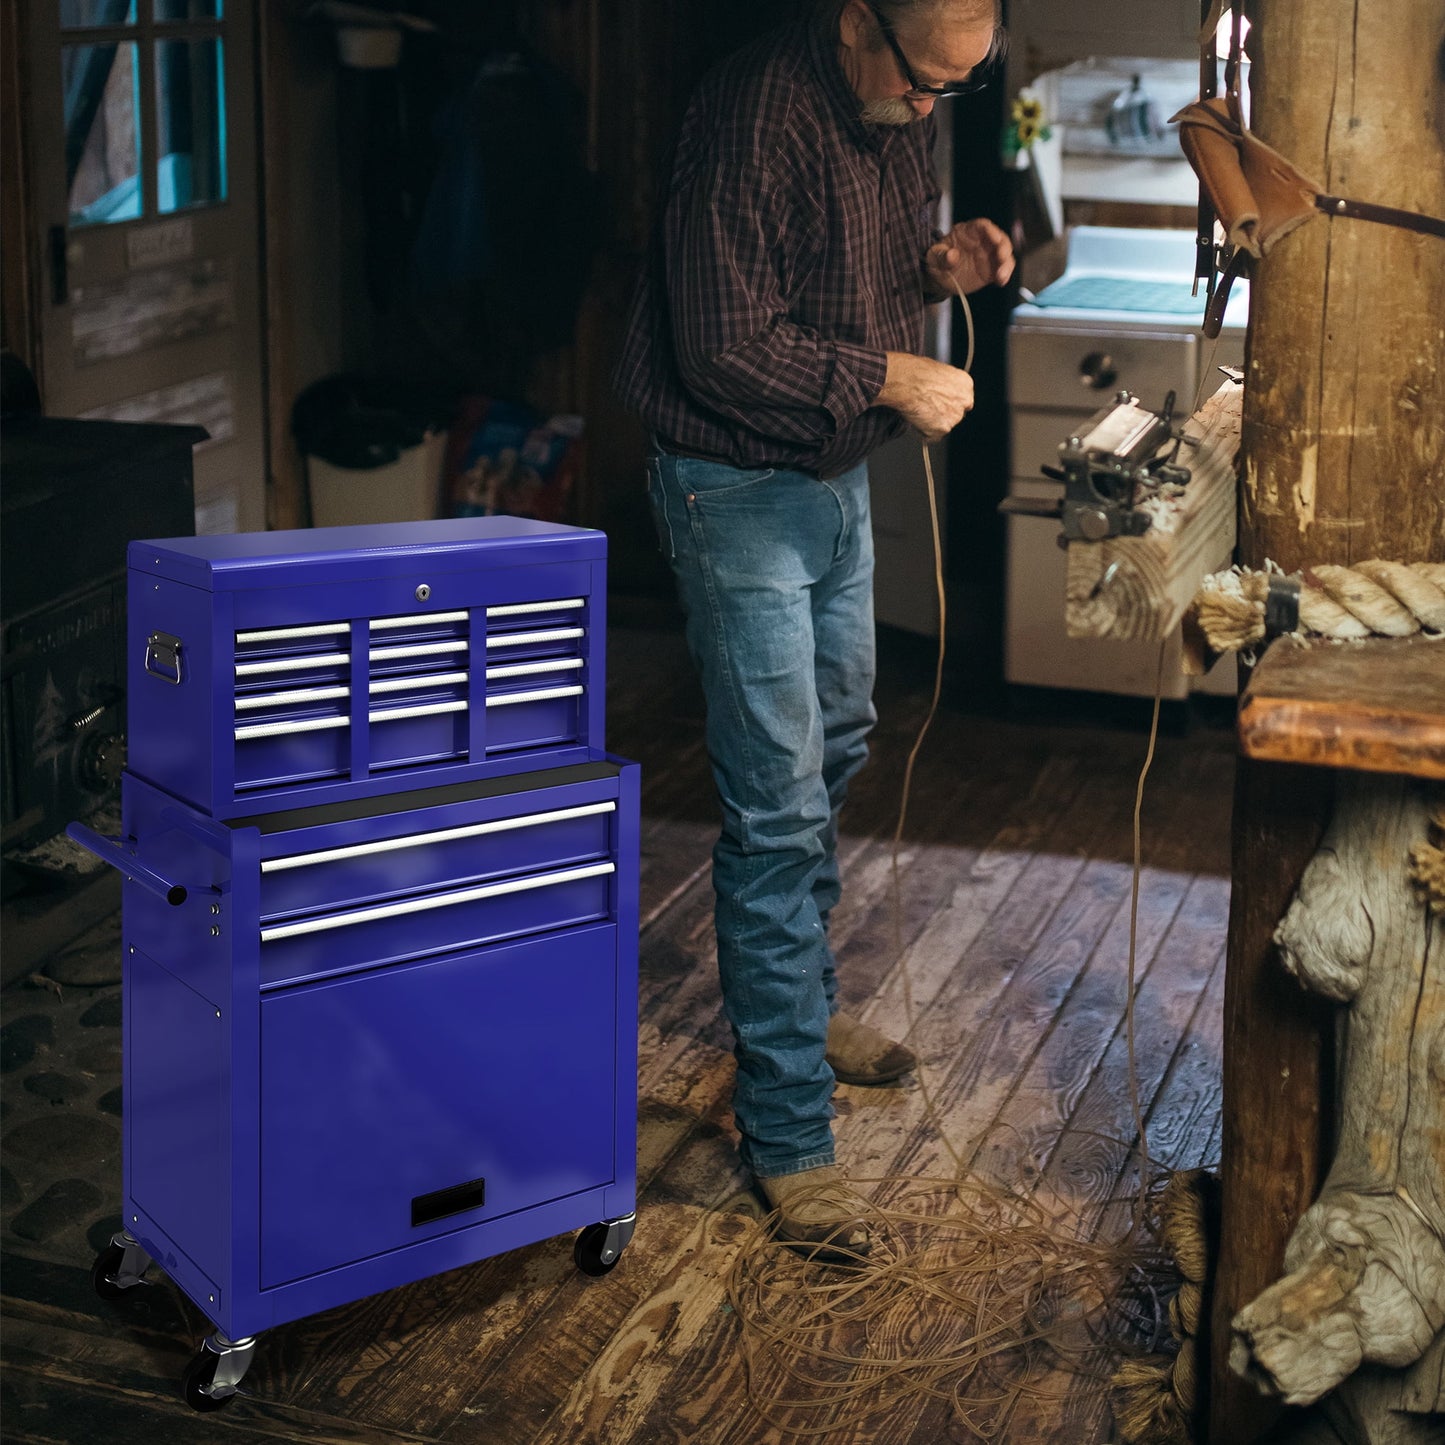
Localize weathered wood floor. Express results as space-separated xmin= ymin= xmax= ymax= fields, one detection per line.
xmin=1 ymin=599 xmax=1234 ymax=1443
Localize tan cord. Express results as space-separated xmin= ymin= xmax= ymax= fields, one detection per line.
xmin=726 ymin=283 xmax=1192 ymax=1440
xmin=1190 ymin=560 xmax=1445 ymax=655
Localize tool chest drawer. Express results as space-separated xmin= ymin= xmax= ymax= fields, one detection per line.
xmin=259 ymin=925 xmax=618 ymax=1287
xmin=126 ymin=517 xmax=608 ymax=818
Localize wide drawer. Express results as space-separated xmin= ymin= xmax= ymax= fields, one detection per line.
xmin=258 ymin=860 xmax=616 ymax=989
xmin=260 ymin=798 xmax=616 ymax=920
xmin=259 ymin=923 xmax=618 ymax=1288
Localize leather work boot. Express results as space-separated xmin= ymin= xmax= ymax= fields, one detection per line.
xmin=826 ymin=1011 xmax=917 ymax=1086
xmin=757 ymin=1165 xmax=872 ymax=1263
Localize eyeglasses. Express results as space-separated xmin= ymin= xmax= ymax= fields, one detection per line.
xmin=865 ymin=2 xmax=997 ymax=100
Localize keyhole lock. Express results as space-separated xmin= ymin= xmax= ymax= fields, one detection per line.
xmin=415 ymin=584 xmax=431 ymax=602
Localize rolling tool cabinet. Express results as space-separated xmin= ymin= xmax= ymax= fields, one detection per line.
xmin=72 ymin=519 xmax=640 ymax=1411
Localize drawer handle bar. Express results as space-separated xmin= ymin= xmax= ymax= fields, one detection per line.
xmin=236 ymin=715 xmax=349 ymax=740
xmin=65 ymin=824 xmax=187 ymax=905
xmin=485 ymin=627 xmax=583 ymax=648
xmin=370 ymin=641 xmax=469 ymax=662
xmin=486 ymin=658 xmax=583 ymax=680
xmin=236 ymin=623 xmax=349 ymax=644
xmin=261 ymin=801 xmax=616 ymax=872
xmin=370 ymin=671 xmax=468 ymax=695
xmin=236 ymin=652 xmax=349 ymax=677
xmin=369 ymin=700 xmax=468 ymax=723
xmin=370 ymin=611 xmax=468 ymax=630
xmin=485 ymin=685 xmax=584 ymax=708
xmin=260 ymin=861 xmax=615 ymax=941
xmin=236 ymin=685 xmax=350 ymax=711
xmin=486 ymin=598 xmax=583 ymax=617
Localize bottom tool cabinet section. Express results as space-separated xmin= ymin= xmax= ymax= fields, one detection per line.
xmin=120 ymin=758 xmax=639 ymax=1339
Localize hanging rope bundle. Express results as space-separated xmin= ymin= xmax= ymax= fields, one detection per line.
xmin=1188 ymin=560 xmax=1445 ymax=656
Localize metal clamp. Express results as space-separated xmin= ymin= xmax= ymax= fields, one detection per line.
xmin=145 ymin=631 xmax=184 ymax=684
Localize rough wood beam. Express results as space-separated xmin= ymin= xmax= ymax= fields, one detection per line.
xmin=1239 ymin=638 xmax=1445 ymax=781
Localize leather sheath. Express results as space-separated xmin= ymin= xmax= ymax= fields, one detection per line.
xmin=1171 ymin=95 xmax=1445 ymax=253
xmin=1171 ymin=96 xmax=1323 ymax=257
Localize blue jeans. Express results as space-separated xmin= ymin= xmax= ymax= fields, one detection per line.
xmin=647 ymin=448 xmax=877 ymax=1178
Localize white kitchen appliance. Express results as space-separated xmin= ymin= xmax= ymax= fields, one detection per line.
xmin=1005 ymin=225 xmax=1248 ymax=700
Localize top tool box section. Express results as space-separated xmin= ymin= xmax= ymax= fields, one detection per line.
xmin=126 ymin=517 xmax=607 ymax=818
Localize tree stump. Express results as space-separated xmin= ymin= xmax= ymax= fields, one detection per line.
xmin=1230 ymin=775 xmax=1445 ymax=1443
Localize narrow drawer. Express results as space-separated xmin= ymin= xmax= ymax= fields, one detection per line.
xmin=260 ymin=799 xmax=616 ymax=920
xmin=258 ymin=861 xmax=616 ymax=989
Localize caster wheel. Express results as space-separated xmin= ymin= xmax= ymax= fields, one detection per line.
xmin=574 ymin=1222 xmax=624 ymax=1277
xmin=181 ymin=1349 xmax=232 ymax=1412
xmin=90 ymin=1245 xmax=131 ymax=1302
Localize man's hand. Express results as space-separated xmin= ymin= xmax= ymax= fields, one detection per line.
xmin=877 ymin=352 xmax=974 ymax=442
xmin=925 ymin=217 xmax=1015 ymax=297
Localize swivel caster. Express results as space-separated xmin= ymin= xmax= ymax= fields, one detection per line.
xmin=180 ymin=1332 xmax=256 ymax=1412
xmin=574 ymin=1212 xmax=636 ymax=1277
xmin=90 ymin=1231 xmax=152 ymax=1302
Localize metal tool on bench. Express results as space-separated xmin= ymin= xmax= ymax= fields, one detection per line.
xmin=998 ymin=389 xmax=1193 ymax=544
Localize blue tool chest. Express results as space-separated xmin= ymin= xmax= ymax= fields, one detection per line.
xmin=74 ymin=518 xmax=639 ymax=1410
xmin=126 ymin=516 xmax=608 ymax=816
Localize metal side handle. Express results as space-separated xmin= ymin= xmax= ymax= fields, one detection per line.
xmin=66 ymin=824 xmax=188 ymax=905
xmin=260 ymin=861 xmax=615 ymax=942
xmin=145 ymin=631 xmax=184 ymax=684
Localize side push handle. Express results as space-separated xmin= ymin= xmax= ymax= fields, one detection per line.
xmin=66 ymin=824 xmax=188 ymax=906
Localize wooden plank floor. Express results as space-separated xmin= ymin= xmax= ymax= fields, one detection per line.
xmin=1 ymin=598 xmax=1234 ymax=1444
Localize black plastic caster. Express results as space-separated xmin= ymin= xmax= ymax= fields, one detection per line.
xmin=573 ymin=1222 xmax=623 ymax=1277
xmin=181 ymin=1348 xmax=232 ymax=1412
xmin=90 ymin=1245 xmax=131 ymax=1302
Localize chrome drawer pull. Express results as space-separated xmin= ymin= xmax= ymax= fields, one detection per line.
xmin=485 ymin=627 xmax=584 ymax=649
xmin=370 ymin=641 xmax=469 ymax=662
xmin=485 ymin=598 xmax=583 ymax=617
xmin=370 ymin=611 xmax=468 ymax=630
xmin=236 ymin=651 xmax=349 ymax=676
xmin=369 ymin=700 xmax=468 ymax=723
xmin=236 ymin=715 xmax=349 ymax=740
xmin=259 ymin=861 xmax=616 ymax=941
xmin=236 ymin=685 xmax=351 ymax=711
xmin=369 ymin=671 xmax=468 ymax=695
xmin=486 ymin=658 xmax=583 ymax=680
xmin=260 ymin=801 xmax=616 ymax=873
xmin=485 ymin=684 xmax=584 ymax=708
xmin=236 ymin=623 xmax=350 ymax=644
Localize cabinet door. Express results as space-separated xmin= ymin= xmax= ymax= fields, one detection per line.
xmin=259 ymin=924 xmax=617 ymax=1289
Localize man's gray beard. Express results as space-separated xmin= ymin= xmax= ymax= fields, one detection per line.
xmin=861 ymin=96 xmax=921 ymax=126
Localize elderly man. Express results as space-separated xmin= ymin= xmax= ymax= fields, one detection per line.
xmin=614 ymin=0 xmax=1014 ymax=1259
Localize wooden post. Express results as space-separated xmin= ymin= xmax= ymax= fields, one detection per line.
xmin=1207 ymin=4 xmax=1445 ymax=1443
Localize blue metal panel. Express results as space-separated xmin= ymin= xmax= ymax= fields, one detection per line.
xmin=130 ymin=516 xmax=606 ymax=591
xmin=127 ymin=948 xmax=228 ymax=1292
xmin=258 ymin=923 xmax=618 ymax=1288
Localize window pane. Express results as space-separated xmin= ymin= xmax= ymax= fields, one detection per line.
xmin=64 ymin=42 xmax=142 ymax=227
xmin=60 ymin=0 xmax=135 ymax=27
xmin=155 ymin=0 xmax=223 ymax=19
xmin=155 ymin=37 xmax=227 ymax=213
